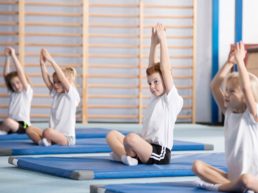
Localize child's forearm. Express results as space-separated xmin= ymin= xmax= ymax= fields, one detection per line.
xmin=160 ymin=39 xmax=170 ymax=72
xmin=3 ymin=56 xmax=10 ymax=76
xmin=211 ymin=61 xmax=233 ymax=89
xmin=148 ymin=44 xmax=158 ymax=67
xmin=49 ymin=59 xmax=67 ymax=84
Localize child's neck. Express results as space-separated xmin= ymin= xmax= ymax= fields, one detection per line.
xmin=232 ymin=104 xmax=246 ymax=113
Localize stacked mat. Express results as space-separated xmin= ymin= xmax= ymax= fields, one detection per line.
xmin=8 ymin=153 xmax=227 ymax=180
xmin=90 ymin=181 xmax=230 ymax=193
xmin=0 ymin=128 xmax=214 ymax=156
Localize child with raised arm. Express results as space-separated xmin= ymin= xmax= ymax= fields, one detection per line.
xmin=0 ymin=47 xmax=42 ymax=142
xmin=192 ymin=42 xmax=258 ymax=192
xmin=106 ymin=24 xmax=183 ymax=166
xmin=38 ymin=48 xmax=80 ymax=146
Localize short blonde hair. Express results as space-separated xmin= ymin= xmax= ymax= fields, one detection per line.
xmin=226 ymin=72 xmax=258 ymax=102
xmin=53 ymin=67 xmax=77 ymax=84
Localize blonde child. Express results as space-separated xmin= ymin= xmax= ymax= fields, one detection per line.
xmin=38 ymin=48 xmax=80 ymax=146
xmin=0 ymin=47 xmax=42 ymax=142
xmin=106 ymin=24 xmax=183 ymax=166
xmin=192 ymin=42 xmax=258 ymax=192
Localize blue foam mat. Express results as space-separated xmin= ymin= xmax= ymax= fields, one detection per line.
xmin=0 ymin=128 xmax=124 ymax=141
xmin=9 ymin=153 xmax=227 ymax=180
xmin=95 ymin=181 xmax=229 ymax=193
xmin=0 ymin=138 xmax=213 ymax=156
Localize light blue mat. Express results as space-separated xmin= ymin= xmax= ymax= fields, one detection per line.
xmin=90 ymin=181 xmax=230 ymax=193
xmin=9 ymin=153 xmax=227 ymax=180
xmin=0 ymin=139 xmax=213 ymax=156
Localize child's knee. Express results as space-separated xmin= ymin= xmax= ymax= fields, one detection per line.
xmin=3 ymin=117 xmax=14 ymax=126
xmin=240 ymin=173 xmax=254 ymax=189
xmin=106 ymin=130 xmax=119 ymax=141
xmin=124 ymin=133 xmax=138 ymax=147
xmin=192 ymin=160 xmax=204 ymax=174
xmin=42 ymin=128 xmax=53 ymax=139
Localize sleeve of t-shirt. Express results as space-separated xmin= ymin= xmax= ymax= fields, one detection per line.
xmin=50 ymin=88 xmax=56 ymax=97
xmin=246 ymin=103 xmax=258 ymax=124
xmin=67 ymin=86 xmax=80 ymax=106
xmin=24 ymin=85 xmax=33 ymax=98
xmin=165 ymin=85 xmax=184 ymax=115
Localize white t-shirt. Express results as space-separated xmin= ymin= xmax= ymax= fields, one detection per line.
xmin=141 ymin=85 xmax=183 ymax=150
xmin=8 ymin=85 xmax=33 ymax=125
xmin=224 ymin=104 xmax=258 ymax=181
xmin=49 ymin=86 xmax=80 ymax=138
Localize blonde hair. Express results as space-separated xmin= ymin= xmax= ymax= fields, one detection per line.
xmin=226 ymin=72 xmax=258 ymax=102
xmin=53 ymin=67 xmax=77 ymax=84
xmin=146 ymin=63 xmax=162 ymax=76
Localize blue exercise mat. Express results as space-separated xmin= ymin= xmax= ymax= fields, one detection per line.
xmin=0 ymin=128 xmax=125 ymax=141
xmin=91 ymin=181 xmax=230 ymax=193
xmin=0 ymin=138 xmax=213 ymax=156
xmin=9 ymin=153 xmax=227 ymax=180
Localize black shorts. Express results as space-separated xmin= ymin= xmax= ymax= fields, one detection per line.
xmin=16 ymin=121 xmax=29 ymax=133
xmin=138 ymin=143 xmax=171 ymax=165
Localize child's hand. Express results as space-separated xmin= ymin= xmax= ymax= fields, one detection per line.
xmin=40 ymin=51 xmax=46 ymax=66
xmin=41 ymin=48 xmax=53 ymax=62
xmin=4 ymin=47 xmax=14 ymax=56
xmin=156 ymin=23 xmax=166 ymax=43
xmin=234 ymin=42 xmax=246 ymax=63
xmin=151 ymin=26 xmax=159 ymax=46
xmin=227 ymin=49 xmax=236 ymax=64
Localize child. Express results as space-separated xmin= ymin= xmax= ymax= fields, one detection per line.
xmin=192 ymin=42 xmax=258 ymax=192
xmin=38 ymin=48 xmax=80 ymax=146
xmin=106 ymin=24 xmax=183 ymax=166
xmin=0 ymin=47 xmax=41 ymax=142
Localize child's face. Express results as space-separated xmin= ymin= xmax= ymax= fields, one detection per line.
xmin=10 ymin=76 xmax=24 ymax=93
xmin=53 ymin=75 xmax=65 ymax=93
xmin=224 ymin=79 xmax=245 ymax=112
xmin=147 ymin=72 xmax=165 ymax=97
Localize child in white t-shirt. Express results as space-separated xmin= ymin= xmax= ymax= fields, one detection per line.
xmin=37 ymin=49 xmax=80 ymax=146
xmin=106 ymin=24 xmax=183 ymax=166
xmin=192 ymin=42 xmax=258 ymax=192
xmin=0 ymin=47 xmax=42 ymax=142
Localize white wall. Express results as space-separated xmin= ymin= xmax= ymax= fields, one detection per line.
xmin=195 ymin=0 xmax=212 ymax=122
xmin=196 ymin=0 xmax=258 ymax=123
xmin=243 ymin=0 xmax=258 ymax=43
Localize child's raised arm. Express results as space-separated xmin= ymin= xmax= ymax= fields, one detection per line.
xmin=148 ymin=26 xmax=159 ymax=67
xmin=8 ymin=47 xmax=30 ymax=90
xmin=40 ymin=50 xmax=53 ymax=91
xmin=210 ymin=49 xmax=235 ymax=114
xmin=41 ymin=49 xmax=70 ymax=92
xmin=235 ymin=42 xmax=257 ymax=120
xmin=3 ymin=48 xmax=11 ymax=76
xmin=156 ymin=24 xmax=173 ymax=94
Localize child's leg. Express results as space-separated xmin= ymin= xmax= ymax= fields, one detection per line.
xmin=106 ymin=130 xmax=126 ymax=157
xmin=123 ymin=133 xmax=152 ymax=163
xmin=26 ymin=126 xmax=42 ymax=144
xmin=219 ymin=174 xmax=258 ymax=192
xmin=0 ymin=118 xmax=19 ymax=133
xmin=192 ymin=160 xmax=229 ymax=184
xmin=43 ymin=128 xmax=68 ymax=145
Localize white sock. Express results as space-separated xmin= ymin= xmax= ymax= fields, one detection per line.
xmin=244 ymin=190 xmax=254 ymax=193
xmin=109 ymin=152 xmax=121 ymax=161
xmin=121 ymin=155 xmax=138 ymax=166
xmin=38 ymin=138 xmax=51 ymax=146
xmin=193 ymin=180 xmax=220 ymax=191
